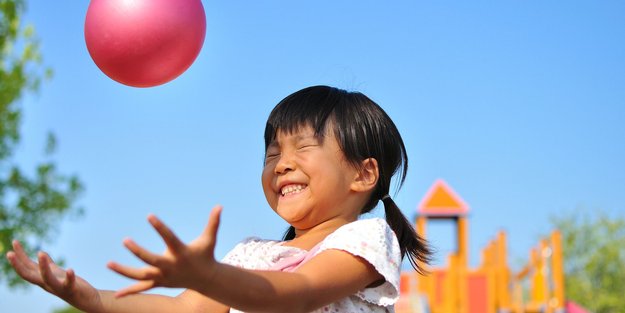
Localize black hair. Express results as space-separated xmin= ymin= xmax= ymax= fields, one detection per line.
xmin=264 ymin=85 xmax=431 ymax=273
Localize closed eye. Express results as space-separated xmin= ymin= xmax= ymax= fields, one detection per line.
xmin=297 ymin=144 xmax=317 ymax=150
xmin=296 ymin=138 xmax=320 ymax=150
xmin=265 ymin=153 xmax=279 ymax=160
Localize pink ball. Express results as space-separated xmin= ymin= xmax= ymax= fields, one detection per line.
xmin=84 ymin=0 xmax=206 ymax=87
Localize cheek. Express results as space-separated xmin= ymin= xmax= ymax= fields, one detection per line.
xmin=261 ymin=168 xmax=275 ymax=196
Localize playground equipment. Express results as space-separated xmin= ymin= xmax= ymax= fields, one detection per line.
xmin=396 ymin=180 xmax=587 ymax=313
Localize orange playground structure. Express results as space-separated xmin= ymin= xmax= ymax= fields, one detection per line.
xmin=396 ymin=180 xmax=586 ymax=313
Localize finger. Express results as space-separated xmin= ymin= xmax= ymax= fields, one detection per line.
xmin=123 ymin=238 xmax=161 ymax=266
xmin=203 ymin=205 xmax=223 ymax=251
xmin=11 ymin=240 xmax=26 ymax=256
xmin=11 ymin=241 xmax=38 ymax=272
xmin=38 ymin=252 xmax=64 ymax=291
xmin=107 ymin=261 xmax=161 ymax=281
xmin=114 ymin=280 xmax=156 ymax=298
xmin=6 ymin=251 xmax=40 ymax=284
xmin=147 ymin=215 xmax=185 ymax=254
xmin=6 ymin=251 xmax=22 ymax=272
xmin=63 ymin=268 xmax=76 ymax=290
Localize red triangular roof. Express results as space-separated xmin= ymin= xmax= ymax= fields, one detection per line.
xmin=418 ymin=179 xmax=469 ymax=216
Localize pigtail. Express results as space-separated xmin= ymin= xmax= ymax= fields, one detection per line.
xmin=382 ymin=196 xmax=431 ymax=274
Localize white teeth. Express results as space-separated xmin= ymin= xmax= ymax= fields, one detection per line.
xmin=281 ymin=184 xmax=306 ymax=196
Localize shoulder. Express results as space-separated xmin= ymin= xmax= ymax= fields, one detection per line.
xmin=339 ymin=217 xmax=392 ymax=232
xmin=321 ymin=218 xmax=399 ymax=253
xmin=317 ymin=218 xmax=402 ymax=306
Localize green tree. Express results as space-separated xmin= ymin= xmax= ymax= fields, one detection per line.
xmin=551 ymin=209 xmax=625 ymax=313
xmin=1 ymin=0 xmax=83 ymax=287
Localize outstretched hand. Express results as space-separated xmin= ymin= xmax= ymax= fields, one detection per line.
xmin=108 ymin=205 xmax=223 ymax=297
xmin=6 ymin=240 xmax=101 ymax=311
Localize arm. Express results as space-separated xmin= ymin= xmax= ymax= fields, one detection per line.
xmin=194 ymin=249 xmax=382 ymax=313
xmin=109 ymin=206 xmax=383 ymax=313
xmin=97 ymin=290 xmax=230 ymax=313
xmin=5 ymin=240 xmax=229 ymax=313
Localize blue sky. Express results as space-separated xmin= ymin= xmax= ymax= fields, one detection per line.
xmin=3 ymin=1 xmax=625 ymax=312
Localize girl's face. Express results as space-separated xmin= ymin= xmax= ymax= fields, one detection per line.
xmin=262 ymin=125 xmax=361 ymax=231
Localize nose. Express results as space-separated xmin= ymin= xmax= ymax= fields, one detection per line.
xmin=274 ymin=152 xmax=295 ymax=174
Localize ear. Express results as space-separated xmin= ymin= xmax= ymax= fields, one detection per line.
xmin=351 ymin=158 xmax=379 ymax=193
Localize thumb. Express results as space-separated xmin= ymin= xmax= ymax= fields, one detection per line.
xmin=202 ymin=205 xmax=223 ymax=252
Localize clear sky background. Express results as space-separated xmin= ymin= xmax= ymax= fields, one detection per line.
xmin=2 ymin=1 xmax=624 ymax=312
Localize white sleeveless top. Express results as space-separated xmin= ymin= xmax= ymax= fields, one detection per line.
xmin=222 ymin=218 xmax=401 ymax=312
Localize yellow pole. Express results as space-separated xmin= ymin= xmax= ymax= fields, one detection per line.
xmin=496 ymin=231 xmax=511 ymax=311
xmin=416 ymin=216 xmax=428 ymax=294
xmin=417 ymin=216 xmax=427 ymax=238
xmin=551 ymin=231 xmax=565 ymax=311
xmin=529 ymin=247 xmax=541 ymax=305
xmin=458 ymin=216 xmax=469 ymax=267
xmin=487 ymin=261 xmax=497 ymax=313
xmin=458 ymin=216 xmax=469 ymax=313
xmin=540 ymin=240 xmax=553 ymax=313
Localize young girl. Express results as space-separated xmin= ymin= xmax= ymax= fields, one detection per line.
xmin=7 ymin=85 xmax=430 ymax=312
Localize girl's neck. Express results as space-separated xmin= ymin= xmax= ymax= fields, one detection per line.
xmin=283 ymin=217 xmax=356 ymax=250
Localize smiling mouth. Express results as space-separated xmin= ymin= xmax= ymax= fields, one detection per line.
xmin=280 ymin=184 xmax=308 ymax=197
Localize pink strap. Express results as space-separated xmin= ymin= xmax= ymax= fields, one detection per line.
xmin=269 ymin=243 xmax=322 ymax=272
